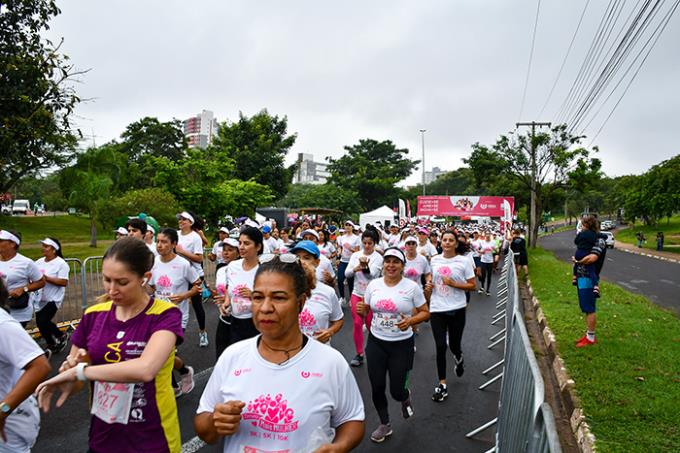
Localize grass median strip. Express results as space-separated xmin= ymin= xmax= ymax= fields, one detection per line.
xmin=528 ymin=248 xmax=680 ymax=453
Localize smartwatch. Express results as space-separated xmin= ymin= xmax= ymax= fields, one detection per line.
xmin=0 ymin=401 xmax=11 ymax=415
xmin=75 ymin=362 xmax=89 ymax=381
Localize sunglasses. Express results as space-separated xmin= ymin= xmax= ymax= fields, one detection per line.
xmin=259 ymin=253 xmax=300 ymax=264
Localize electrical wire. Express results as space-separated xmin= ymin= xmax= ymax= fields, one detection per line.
xmin=518 ymin=0 xmax=542 ymax=122
xmin=538 ymin=0 xmax=591 ymax=119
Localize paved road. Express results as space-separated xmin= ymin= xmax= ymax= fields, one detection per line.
xmin=34 ymin=278 xmax=506 ymax=452
xmin=539 ymin=230 xmax=680 ymax=315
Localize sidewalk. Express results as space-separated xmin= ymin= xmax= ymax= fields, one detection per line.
xmin=613 ymin=239 xmax=680 ymax=264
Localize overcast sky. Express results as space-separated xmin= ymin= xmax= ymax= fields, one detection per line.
xmin=47 ymin=0 xmax=680 ymax=186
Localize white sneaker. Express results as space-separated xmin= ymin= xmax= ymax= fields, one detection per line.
xmin=180 ymin=366 xmax=195 ymax=394
xmin=199 ymin=332 xmax=209 ymax=347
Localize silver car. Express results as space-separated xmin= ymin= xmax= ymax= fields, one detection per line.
xmin=602 ymin=231 xmax=615 ymax=248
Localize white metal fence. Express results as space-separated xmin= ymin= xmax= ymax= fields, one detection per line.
xmin=466 ymin=252 xmax=562 ymax=453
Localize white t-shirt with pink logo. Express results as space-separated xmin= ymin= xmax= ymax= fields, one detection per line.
xmin=430 ymin=254 xmax=475 ymax=312
xmin=150 ymin=255 xmax=200 ymax=328
xmin=337 ymin=234 xmax=360 ymax=262
xmin=197 ymin=336 xmax=365 ymax=453
xmin=298 ymin=282 xmax=343 ymax=341
xmin=344 ymin=250 xmax=383 ymax=297
xmin=0 ymin=253 xmax=43 ymax=323
xmin=177 ymin=229 xmax=205 ymax=277
xmin=403 ymin=254 xmax=431 ymax=283
xmin=479 ymin=240 xmax=496 ymax=263
xmin=32 ymin=256 xmax=70 ymax=311
xmin=226 ymin=259 xmax=259 ymax=319
xmin=365 ymin=278 xmax=426 ymax=342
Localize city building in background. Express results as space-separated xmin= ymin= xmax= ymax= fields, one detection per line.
xmin=424 ymin=166 xmax=446 ymax=185
xmin=183 ymin=110 xmax=218 ymax=148
xmin=294 ymin=153 xmax=329 ymax=184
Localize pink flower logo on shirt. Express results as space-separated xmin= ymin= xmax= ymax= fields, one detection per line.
xmin=405 ymin=268 xmax=418 ymax=278
xmin=437 ymin=267 xmax=452 ymax=277
xmin=216 ymin=284 xmax=226 ymax=295
xmin=375 ymin=299 xmax=398 ymax=313
xmin=232 ymin=283 xmax=248 ymax=297
xmin=156 ymin=275 xmax=172 ymax=288
xmin=243 ymin=394 xmax=299 ymax=433
xmin=298 ymin=309 xmax=316 ymax=328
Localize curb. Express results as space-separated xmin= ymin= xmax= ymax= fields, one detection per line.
xmin=526 ymin=278 xmax=597 ymax=453
xmin=616 ymin=246 xmax=680 ymax=264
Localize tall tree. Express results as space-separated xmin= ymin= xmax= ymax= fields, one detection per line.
xmin=210 ymin=109 xmax=297 ymax=199
xmin=276 ymin=183 xmax=362 ymax=214
xmin=492 ymin=124 xmax=590 ymax=246
xmin=326 ymin=139 xmax=418 ymax=211
xmin=119 ymin=117 xmax=187 ymax=163
xmin=63 ymin=170 xmax=112 ymax=247
xmin=0 ymin=0 xmax=82 ymax=193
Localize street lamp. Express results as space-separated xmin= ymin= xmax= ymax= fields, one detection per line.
xmin=419 ymin=129 xmax=426 ymax=196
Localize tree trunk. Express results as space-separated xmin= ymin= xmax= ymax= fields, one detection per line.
xmin=90 ymin=216 xmax=97 ymax=248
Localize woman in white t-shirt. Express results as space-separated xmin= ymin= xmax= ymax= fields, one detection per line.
xmin=151 ymin=228 xmax=201 ymax=396
xmin=478 ymin=232 xmax=497 ymax=296
xmin=195 ymin=255 xmax=365 ymax=452
xmin=176 ymin=210 xmax=209 ymax=347
xmin=224 ymin=226 xmax=262 ymax=345
xmin=33 ymin=237 xmax=70 ymax=354
xmin=403 ymin=236 xmax=432 ymax=286
xmin=363 ymin=247 xmax=429 ymax=443
xmin=344 ymin=229 xmax=384 ymax=367
xmin=289 ymin=240 xmax=344 ymax=344
xmin=337 ymin=221 xmax=361 ymax=304
xmin=214 ymin=238 xmax=241 ymax=360
xmin=0 ymin=230 xmax=45 ymax=327
xmin=0 ymin=279 xmax=51 ymax=453
xmin=427 ymin=230 xmax=476 ymax=403
xmin=318 ymin=229 xmax=337 ymax=260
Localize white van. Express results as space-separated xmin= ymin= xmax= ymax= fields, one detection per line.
xmin=12 ymin=199 xmax=30 ymax=215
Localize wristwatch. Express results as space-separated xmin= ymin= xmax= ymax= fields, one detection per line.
xmin=0 ymin=401 xmax=11 ymax=415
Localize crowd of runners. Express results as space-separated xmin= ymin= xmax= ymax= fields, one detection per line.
xmin=0 ymin=213 xmax=519 ymax=453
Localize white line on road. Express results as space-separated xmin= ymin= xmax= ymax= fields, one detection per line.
xmin=180 ymin=367 xmax=213 ymax=453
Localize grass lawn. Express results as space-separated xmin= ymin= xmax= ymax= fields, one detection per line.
xmin=0 ymin=215 xmax=113 ymax=260
xmin=615 ymin=215 xmax=680 ymax=255
xmin=528 ymin=248 xmax=680 ymax=453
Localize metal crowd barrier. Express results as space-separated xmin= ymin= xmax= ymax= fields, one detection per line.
xmin=466 ymin=252 xmax=562 ymax=453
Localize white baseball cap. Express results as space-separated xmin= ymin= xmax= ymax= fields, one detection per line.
xmin=383 ymin=247 xmax=406 ymax=263
xmin=114 ymin=227 xmax=128 ymax=236
xmin=301 ymin=229 xmax=320 ymax=240
xmin=0 ymin=230 xmax=20 ymax=246
xmin=39 ymin=238 xmax=60 ymax=251
xmin=176 ymin=211 xmax=195 ymax=225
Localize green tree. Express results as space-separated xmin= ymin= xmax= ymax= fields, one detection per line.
xmin=0 ymin=0 xmax=82 ymax=193
xmin=492 ymin=124 xmax=590 ymax=246
xmin=210 ymin=110 xmax=297 ymax=199
xmin=276 ymin=184 xmax=362 ymax=214
xmin=59 ymin=144 xmax=130 ymax=198
xmin=63 ymin=170 xmax=112 ymax=247
xmin=326 ymin=139 xmax=418 ymax=211
xmin=119 ymin=116 xmax=187 ymax=163
xmin=100 ymin=188 xmax=180 ymax=229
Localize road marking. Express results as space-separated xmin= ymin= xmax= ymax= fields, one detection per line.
xmin=630 ymin=279 xmax=648 ymax=284
xmin=617 ymin=281 xmax=638 ymax=290
xmin=180 ymin=367 xmax=213 ymax=453
xmin=182 ymin=436 xmax=207 ymax=453
xmin=659 ymin=279 xmax=676 ymax=286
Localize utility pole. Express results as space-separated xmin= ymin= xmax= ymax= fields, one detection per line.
xmin=516 ymin=121 xmax=551 ymax=247
xmin=420 ymin=129 xmax=426 ymax=196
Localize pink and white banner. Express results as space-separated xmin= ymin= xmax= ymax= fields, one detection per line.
xmin=417 ymin=196 xmax=515 ymax=218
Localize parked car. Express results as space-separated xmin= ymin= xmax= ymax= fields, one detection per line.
xmin=1 ymin=204 xmax=11 ymax=215
xmin=12 ymin=199 xmax=30 ymax=215
xmin=602 ymin=231 xmax=615 ymax=248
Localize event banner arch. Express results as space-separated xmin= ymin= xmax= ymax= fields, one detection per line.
xmin=417 ymin=196 xmax=514 ymax=219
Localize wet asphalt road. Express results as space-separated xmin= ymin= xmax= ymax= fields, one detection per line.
xmin=539 ymin=230 xmax=680 ymax=316
xmin=34 ymin=275 xmax=507 ymax=453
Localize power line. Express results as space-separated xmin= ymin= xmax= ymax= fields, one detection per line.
xmin=588 ymin=0 xmax=680 ymax=145
xmin=518 ymin=0 xmax=542 ymax=122
xmin=537 ymin=0 xmax=591 ymax=119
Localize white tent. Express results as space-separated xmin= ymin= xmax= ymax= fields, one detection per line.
xmin=359 ymin=205 xmax=396 ymax=228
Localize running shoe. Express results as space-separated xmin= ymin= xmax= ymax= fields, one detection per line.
xmin=350 ymin=354 xmax=364 ymax=367
xmin=485 ymin=291 xmax=491 ymax=296
xmin=477 ymin=288 xmax=484 ymax=294
xmin=199 ymin=332 xmax=209 ymax=348
xmin=454 ymin=354 xmax=465 ymax=377
xmin=575 ymin=336 xmax=597 ymax=348
xmin=179 ymin=366 xmax=195 ymax=394
xmin=370 ymin=423 xmax=393 ymax=443
xmin=173 ymin=386 xmax=183 ymax=398
xmin=431 ymin=383 xmax=448 ymax=402
xmin=401 ymin=391 xmax=414 ymax=419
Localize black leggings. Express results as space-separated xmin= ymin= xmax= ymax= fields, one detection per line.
xmin=215 ymin=316 xmax=232 ymax=361
xmin=430 ymin=309 xmax=466 ymax=381
xmin=230 ymin=316 xmax=259 ymax=344
xmin=480 ymin=262 xmax=493 ymax=291
xmin=366 ymin=333 xmax=414 ymax=424
xmin=337 ymin=261 xmax=354 ymax=299
xmin=189 ymin=280 xmax=206 ymax=331
xmin=36 ymin=302 xmax=65 ymax=346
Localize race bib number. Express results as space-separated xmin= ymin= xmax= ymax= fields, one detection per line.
xmin=373 ymin=312 xmax=402 ymax=334
xmin=91 ymin=381 xmax=135 ymax=425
